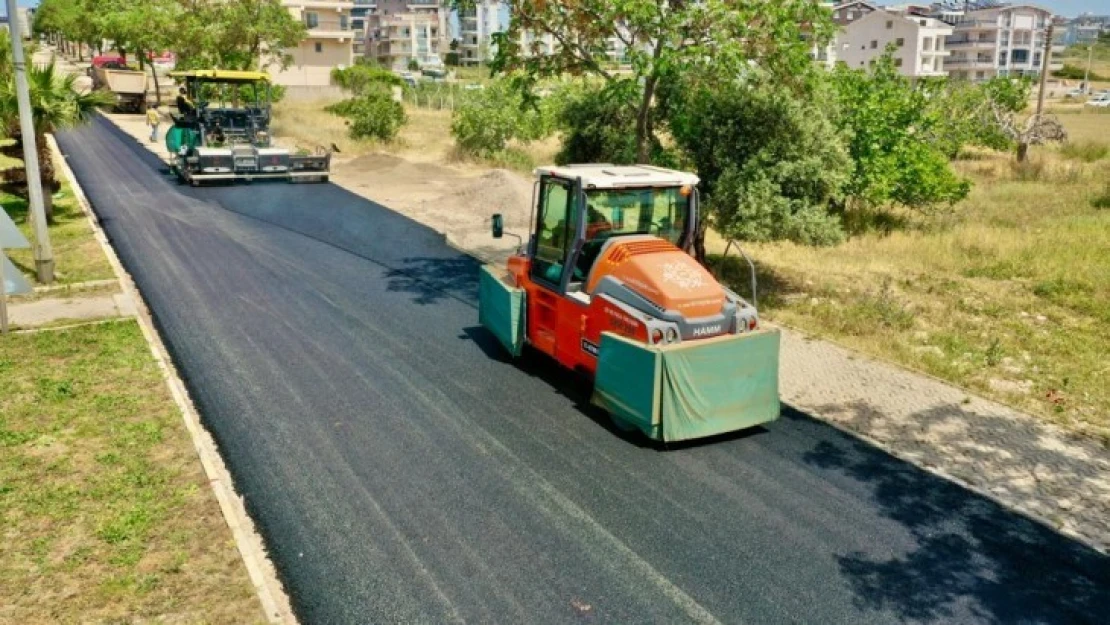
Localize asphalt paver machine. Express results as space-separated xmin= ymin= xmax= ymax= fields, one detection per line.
xmin=479 ymin=165 xmax=781 ymax=443
xmin=165 ymin=70 xmax=330 ymax=185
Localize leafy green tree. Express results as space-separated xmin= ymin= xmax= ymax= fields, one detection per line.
xmin=553 ymin=79 xmax=670 ymax=166
xmin=828 ymin=53 xmax=970 ymax=214
xmin=326 ymin=92 xmax=406 ymax=141
xmin=492 ymin=0 xmax=834 ymax=163
xmin=331 ymin=65 xmax=404 ymax=95
xmin=669 ymin=79 xmax=850 ymax=248
xmin=451 ymin=80 xmax=552 ymax=157
xmin=173 ymin=0 xmax=306 ymax=71
xmin=0 ymin=58 xmax=113 ymax=221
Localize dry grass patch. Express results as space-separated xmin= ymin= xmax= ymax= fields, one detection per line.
xmin=714 ymin=123 xmax=1110 ymax=443
xmin=0 ymin=321 xmax=264 ymax=623
xmin=271 ymin=98 xmax=379 ymax=156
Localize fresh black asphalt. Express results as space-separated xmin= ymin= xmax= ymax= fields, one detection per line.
xmin=56 ymin=116 xmax=1110 ymax=624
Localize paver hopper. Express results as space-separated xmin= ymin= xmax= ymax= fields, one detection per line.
xmin=478 ymin=165 xmax=780 ymax=443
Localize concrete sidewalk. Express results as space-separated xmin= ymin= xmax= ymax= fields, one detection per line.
xmin=6 ymin=292 xmax=135 ymax=330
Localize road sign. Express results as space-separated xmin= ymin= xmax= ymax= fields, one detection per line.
xmin=1 ymin=206 xmax=33 ymax=334
xmin=0 ymin=206 xmax=30 ymax=249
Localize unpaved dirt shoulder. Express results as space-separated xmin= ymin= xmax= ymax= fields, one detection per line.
xmin=97 ymin=110 xmax=1110 ymax=553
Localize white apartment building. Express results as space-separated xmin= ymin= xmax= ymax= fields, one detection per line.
xmin=365 ymin=0 xmax=447 ymax=69
xmin=269 ymin=1 xmax=356 ymax=88
xmin=456 ymin=1 xmax=503 ymax=65
xmin=835 ymin=9 xmax=952 ymax=77
xmin=941 ymin=4 xmax=1063 ymax=82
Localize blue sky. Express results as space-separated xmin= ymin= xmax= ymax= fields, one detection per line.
xmin=4 ymin=0 xmax=1108 ymax=18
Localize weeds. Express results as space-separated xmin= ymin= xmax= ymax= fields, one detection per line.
xmin=1060 ymin=141 xmax=1109 ymax=163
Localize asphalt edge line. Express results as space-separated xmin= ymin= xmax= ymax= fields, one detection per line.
xmin=48 ymin=133 xmax=298 ymax=624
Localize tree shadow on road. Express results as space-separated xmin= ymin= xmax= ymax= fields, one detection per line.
xmin=802 ymin=405 xmax=1110 ymax=623
xmin=384 ymin=255 xmax=480 ymax=306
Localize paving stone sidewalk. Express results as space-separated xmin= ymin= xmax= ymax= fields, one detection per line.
xmin=94 ymin=82 xmax=1110 ymax=555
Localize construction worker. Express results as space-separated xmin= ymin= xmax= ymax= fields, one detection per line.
xmin=146 ymin=106 xmax=161 ymax=143
xmin=175 ymin=87 xmax=196 ymax=118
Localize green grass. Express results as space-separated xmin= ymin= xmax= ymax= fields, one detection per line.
xmin=712 ymin=114 xmax=1110 ymax=444
xmin=0 ymin=321 xmax=264 ymax=622
xmin=2 ymin=178 xmax=115 ymax=285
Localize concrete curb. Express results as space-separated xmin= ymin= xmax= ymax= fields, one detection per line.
xmin=49 ymin=134 xmax=298 ymax=624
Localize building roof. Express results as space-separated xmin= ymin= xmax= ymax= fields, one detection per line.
xmin=169 ymin=70 xmax=272 ymax=84
xmin=534 ymin=165 xmax=700 ymax=189
xmin=965 ymin=4 xmax=1054 ymax=16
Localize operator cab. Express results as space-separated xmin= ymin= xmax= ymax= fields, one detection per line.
xmin=525 ymin=165 xmax=699 ymax=301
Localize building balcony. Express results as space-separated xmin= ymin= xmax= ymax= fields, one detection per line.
xmin=952 ymin=20 xmax=1000 ymax=31
xmin=947 ymin=38 xmax=997 ymax=49
xmin=946 ymin=58 xmax=997 ymax=69
xmin=285 ymin=1 xmax=354 ymax=9
xmin=305 ymin=19 xmax=353 ymax=38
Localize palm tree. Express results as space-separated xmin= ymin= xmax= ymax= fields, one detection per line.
xmin=0 ymin=50 xmax=111 ymax=222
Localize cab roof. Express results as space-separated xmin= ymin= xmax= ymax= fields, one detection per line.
xmin=535 ymin=164 xmax=700 ymax=190
xmin=169 ymin=70 xmax=271 ymax=84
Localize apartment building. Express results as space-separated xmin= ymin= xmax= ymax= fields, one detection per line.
xmin=456 ymin=1 xmax=506 ymax=65
xmin=268 ymin=1 xmax=356 ymax=88
xmin=351 ymin=0 xmax=376 ymax=56
xmin=831 ymin=1 xmax=878 ymax=26
xmin=835 ymin=9 xmax=952 ymax=77
xmin=365 ymin=0 xmax=447 ymax=69
xmin=940 ymin=4 xmax=1063 ymax=82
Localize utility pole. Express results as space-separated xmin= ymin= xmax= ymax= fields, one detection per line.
xmin=5 ymin=0 xmax=55 ymax=284
xmin=1020 ymin=21 xmax=1053 ymax=162
xmin=1083 ymin=44 xmax=1093 ymax=95
xmin=1035 ymin=21 xmax=1053 ymax=117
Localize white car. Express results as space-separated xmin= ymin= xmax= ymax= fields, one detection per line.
xmin=1085 ymin=94 xmax=1110 ymax=108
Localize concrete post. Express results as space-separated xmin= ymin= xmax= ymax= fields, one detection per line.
xmin=6 ymin=0 xmax=55 ymax=284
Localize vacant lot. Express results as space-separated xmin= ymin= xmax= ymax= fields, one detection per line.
xmin=719 ymin=110 xmax=1110 ymax=443
xmin=0 ymin=321 xmax=263 ymax=623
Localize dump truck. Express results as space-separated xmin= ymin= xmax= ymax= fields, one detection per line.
xmin=88 ymin=55 xmax=148 ymax=113
xmin=165 ymin=70 xmax=331 ymax=185
xmin=479 ymin=164 xmax=780 ymax=443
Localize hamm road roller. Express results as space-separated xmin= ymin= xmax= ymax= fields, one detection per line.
xmin=478 ymin=164 xmax=780 ymax=443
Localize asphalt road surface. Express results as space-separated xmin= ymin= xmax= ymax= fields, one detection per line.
xmin=56 ymin=117 xmax=1110 ymax=624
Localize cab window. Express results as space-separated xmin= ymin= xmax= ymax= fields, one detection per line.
xmin=531 ymin=179 xmax=574 ymax=286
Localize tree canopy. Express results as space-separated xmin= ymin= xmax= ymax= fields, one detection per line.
xmin=33 ymin=0 xmax=305 ymax=71
xmin=492 ymin=0 xmax=835 ymax=163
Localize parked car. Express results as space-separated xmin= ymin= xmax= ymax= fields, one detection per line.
xmin=1065 ymin=88 xmax=1087 ymax=98
xmin=1085 ymin=94 xmax=1110 ymax=108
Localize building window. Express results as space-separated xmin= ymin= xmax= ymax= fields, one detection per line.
xmin=896 ymin=37 xmax=905 ymax=47
xmin=1033 ymin=52 xmax=1041 ymax=66
xmin=834 ymin=10 xmax=841 ymax=18
xmin=870 ymin=40 xmax=878 ymax=49
xmin=847 ymin=11 xmax=855 ymax=20
xmin=305 ymin=12 xmax=319 ymax=28
xmin=315 ymin=42 xmax=322 ymax=53
xmin=895 ymin=57 xmax=903 ymax=67
xmin=340 ymin=15 xmax=348 ymax=30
